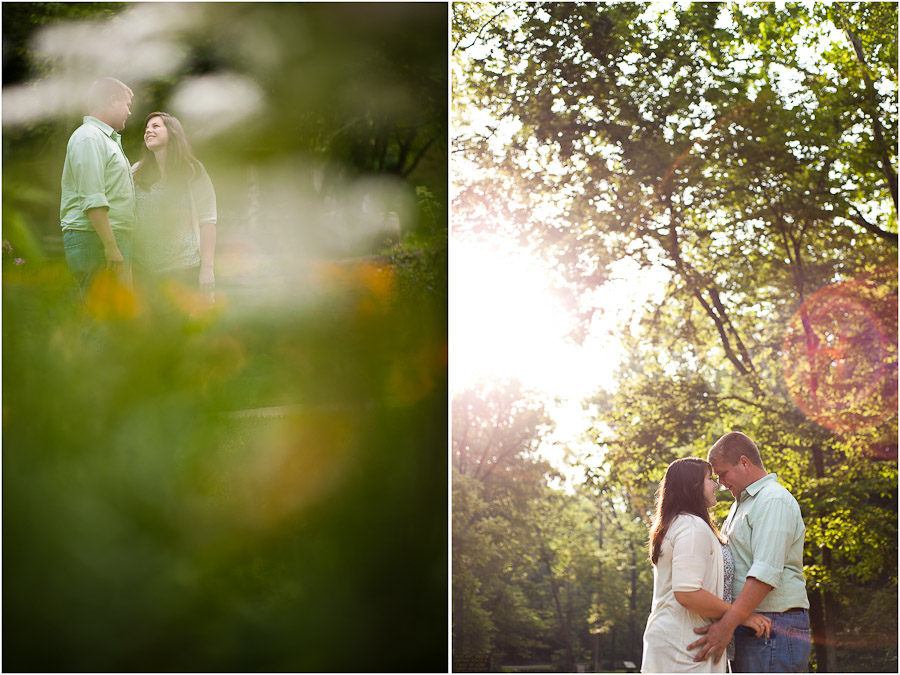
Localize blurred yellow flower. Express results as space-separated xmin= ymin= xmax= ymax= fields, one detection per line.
xmin=314 ymin=260 xmax=396 ymax=316
xmin=85 ymin=271 xmax=140 ymax=320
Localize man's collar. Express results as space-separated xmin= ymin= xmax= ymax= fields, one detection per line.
xmin=740 ymin=472 xmax=776 ymax=501
xmin=84 ymin=116 xmax=118 ymax=139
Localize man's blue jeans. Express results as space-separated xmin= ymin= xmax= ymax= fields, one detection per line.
xmin=732 ymin=609 xmax=811 ymax=673
xmin=63 ymin=229 xmax=132 ymax=300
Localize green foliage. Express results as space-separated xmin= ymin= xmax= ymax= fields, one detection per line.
xmin=452 ymin=381 xmax=557 ymax=664
xmin=452 ymin=381 xmax=653 ymax=669
xmin=389 ymin=187 xmax=448 ymax=302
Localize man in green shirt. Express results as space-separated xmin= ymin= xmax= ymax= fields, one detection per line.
xmin=689 ymin=431 xmax=811 ymax=672
xmin=60 ymin=77 xmax=135 ymax=299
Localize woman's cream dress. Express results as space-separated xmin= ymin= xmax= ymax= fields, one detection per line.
xmin=641 ymin=513 xmax=726 ymax=673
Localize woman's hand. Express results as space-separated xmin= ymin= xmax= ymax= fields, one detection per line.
xmin=741 ymin=612 xmax=771 ymax=638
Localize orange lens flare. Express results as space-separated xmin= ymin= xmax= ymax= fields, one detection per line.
xmin=782 ymin=268 xmax=898 ymax=434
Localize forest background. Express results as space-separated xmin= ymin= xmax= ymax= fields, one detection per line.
xmin=3 ymin=3 xmax=447 ymax=672
xmin=452 ymin=2 xmax=897 ymax=673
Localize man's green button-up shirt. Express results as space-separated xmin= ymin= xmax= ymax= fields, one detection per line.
xmin=722 ymin=473 xmax=809 ymax=613
xmin=60 ymin=116 xmax=135 ymax=232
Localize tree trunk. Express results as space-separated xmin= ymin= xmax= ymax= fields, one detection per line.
xmin=629 ymin=539 xmax=638 ymax=661
xmin=822 ymin=548 xmax=840 ymax=671
xmin=565 ymin=580 xmax=575 ymax=666
xmin=595 ymin=503 xmax=604 ymax=672
xmin=810 ymin=446 xmax=839 ymax=672
xmin=541 ymin=545 xmax=576 ymax=670
xmin=456 ymin=591 xmax=466 ymax=654
xmin=610 ymin=626 xmax=617 ymax=671
xmin=808 ymin=591 xmax=827 ymax=671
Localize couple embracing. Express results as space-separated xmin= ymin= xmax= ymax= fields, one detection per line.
xmin=641 ymin=432 xmax=811 ymax=673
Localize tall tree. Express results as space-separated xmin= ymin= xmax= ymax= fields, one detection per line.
xmin=452 ymin=380 xmax=556 ymax=661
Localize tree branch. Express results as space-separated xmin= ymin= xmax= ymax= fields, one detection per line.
xmin=693 ymin=288 xmax=751 ymax=377
xmin=453 ymin=4 xmax=514 ymax=54
xmin=844 ymin=208 xmax=899 ymax=246
xmin=401 ymin=136 xmax=436 ymax=178
xmin=837 ymin=10 xmax=899 ymax=211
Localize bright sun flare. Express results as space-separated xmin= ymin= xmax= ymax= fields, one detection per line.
xmin=450 ymin=234 xmax=670 ymax=475
xmin=450 ymin=236 xmax=660 ymax=401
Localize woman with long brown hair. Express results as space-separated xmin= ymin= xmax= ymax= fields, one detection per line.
xmin=132 ymin=111 xmax=217 ymax=300
xmin=641 ymin=458 xmax=770 ymax=673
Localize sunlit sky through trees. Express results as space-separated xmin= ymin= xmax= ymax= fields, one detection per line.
xmin=450 ymin=1 xmax=896 ymax=482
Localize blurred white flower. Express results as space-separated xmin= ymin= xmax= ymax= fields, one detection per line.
xmin=169 ymin=73 xmax=265 ymax=141
xmin=3 ymin=3 xmax=201 ymax=126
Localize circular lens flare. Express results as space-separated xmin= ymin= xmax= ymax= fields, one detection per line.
xmin=782 ymin=268 xmax=898 ymax=433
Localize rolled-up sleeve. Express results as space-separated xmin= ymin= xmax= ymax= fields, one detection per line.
xmin=746 ymin=495 xmax=793 ymax=589
xmin=70 ymin=137 xmax=110 ymax=212
xmin=671 ymin=518 xmax=708 ymax=592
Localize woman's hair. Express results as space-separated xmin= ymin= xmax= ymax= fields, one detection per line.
xmin=648 ymin=457 xmax=723 ymax=565
xmin=132 ymin=112 xmax=203 ymax=189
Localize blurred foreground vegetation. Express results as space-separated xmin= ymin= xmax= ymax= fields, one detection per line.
xmin=4 ymin=252 xmax=447 ymax=672
xmin=3 ymin=3 xmax=447 ymax=671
